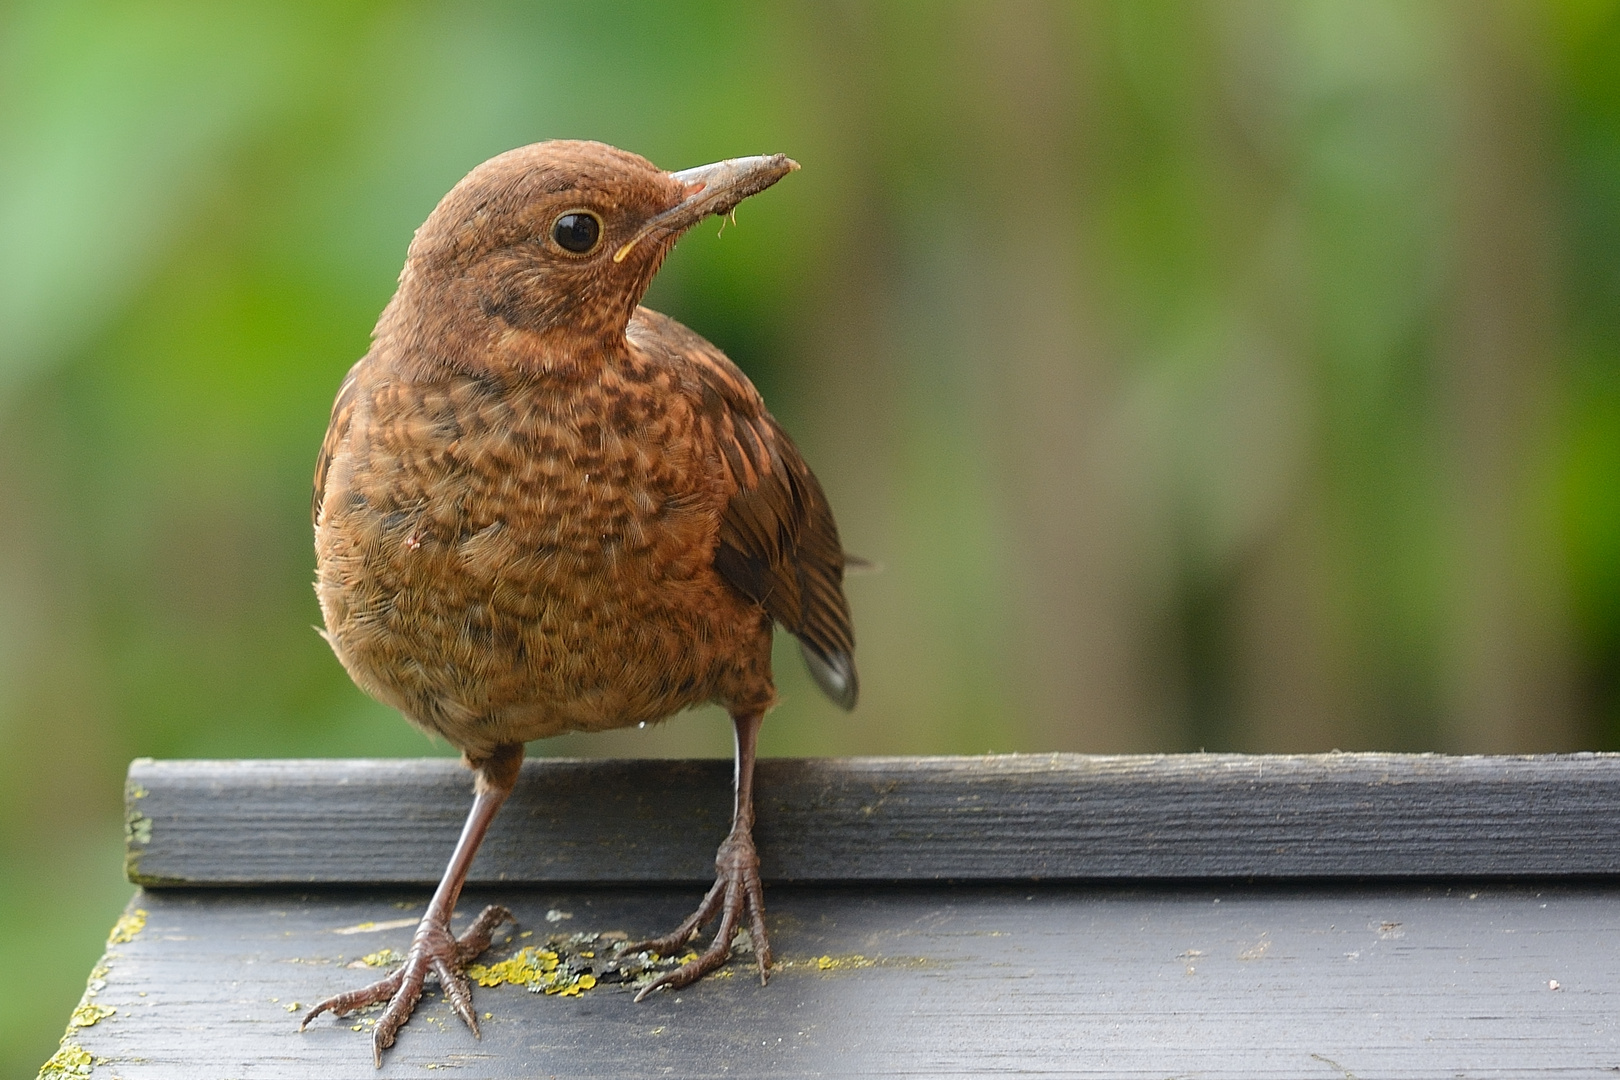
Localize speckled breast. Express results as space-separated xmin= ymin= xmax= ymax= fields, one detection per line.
xmin=314 ymin=357 xmax=771 ymax=753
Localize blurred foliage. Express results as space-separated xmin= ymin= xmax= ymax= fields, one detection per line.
xmin=4 ymin=1 xmax=1620 ymax=1073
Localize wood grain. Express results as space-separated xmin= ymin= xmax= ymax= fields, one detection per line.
xmin=125 ymin=753 xmax=1620 ymax=886
xmin=66 ymin=883 xmax=1620 ymax=1079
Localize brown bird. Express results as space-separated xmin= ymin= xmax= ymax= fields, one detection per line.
xmin=299 ymin=140 xmax=856 ymax=1064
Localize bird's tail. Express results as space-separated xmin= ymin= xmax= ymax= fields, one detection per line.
xmin=798 ymin=640 xmax=858 ymax=711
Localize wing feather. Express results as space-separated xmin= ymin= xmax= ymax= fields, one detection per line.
xmin=630 ymin=308 xmax=858 ymax=709
xmin=312 ymin=360 xmax=362 ymax=527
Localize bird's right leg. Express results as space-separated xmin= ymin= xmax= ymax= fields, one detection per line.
xmin=300 ymin=742 xmax=524 ymax=1067
xmin=621 ymin=708 xmax=771 ymax=998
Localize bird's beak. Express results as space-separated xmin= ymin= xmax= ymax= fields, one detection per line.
xmin=613 ymin=154 xmax=799 ymax=263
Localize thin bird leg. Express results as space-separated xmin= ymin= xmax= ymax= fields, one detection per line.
xmin=301 ymin=743 xmax=524 ymax=1067
xmin=624 ymin=709 xmax=771 ymax=1000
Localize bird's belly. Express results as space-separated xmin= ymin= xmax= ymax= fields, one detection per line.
xmin=316 ymin=464 xmax=766 ymax=753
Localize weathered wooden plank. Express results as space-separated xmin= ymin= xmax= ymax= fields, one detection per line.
xmin=60 ymin=882 xmax=1620 ymax=1079
xmin=125 ymin=753 xmax=1620 ymax=885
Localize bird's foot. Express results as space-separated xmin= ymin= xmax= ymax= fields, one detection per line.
xmin=300 ymin=904 xmax=514 ymax=1067
xmin=621 ymin=832 xmax=771 ymax=1001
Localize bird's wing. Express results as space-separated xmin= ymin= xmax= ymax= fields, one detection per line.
xmin=312 ymin=360 xmax=362 ymax=527
xmin=631 ymin=308 xmax=858 ymax=709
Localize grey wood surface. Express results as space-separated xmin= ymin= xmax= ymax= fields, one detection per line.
xmin=65 ymin=882 xmax=1620 ymax=1079
xmin=127 ymin=753 xmax=1620 ymax=885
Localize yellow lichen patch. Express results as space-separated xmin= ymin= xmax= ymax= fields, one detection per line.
xmin=36 ymin=1040 xmax=93 ymax=1079
xmin=463 ymin=930 xmax=708 ymax=998
xmin=552 ymin=973 xmax=597 ymax=998
xmin=107 ymin=909 xmax=147 ymax=946
xmin=467 ymin=945 xmax=601 ymax=997
xmin=468 ymin=946 xmax=560 ymax=988
xmin=40 ymin=950 xmax=121 ymax=1078
xmin=816 ymin=953 xmax=874 ymax=972
xmin=68 ymin=1004 xmax=114 ymax=1029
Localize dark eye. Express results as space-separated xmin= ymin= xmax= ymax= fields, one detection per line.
xmin=551 ymin=211 xmax=601 ymax=254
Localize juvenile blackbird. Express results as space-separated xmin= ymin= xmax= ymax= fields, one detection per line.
xmin=300 ymin=141 xmax=856 ymax=1064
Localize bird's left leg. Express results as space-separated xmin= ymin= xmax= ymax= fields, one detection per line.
xmin=301 ymin=742 xmax=524 ymax=1066
xmin=623 ymin=708 xmax=771 ymax=999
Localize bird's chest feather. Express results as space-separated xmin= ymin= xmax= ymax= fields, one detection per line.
xmin=328 ymin=365 xmax=717 ymax=615
xmin=313 ymin=354 xmax=759 ymax=744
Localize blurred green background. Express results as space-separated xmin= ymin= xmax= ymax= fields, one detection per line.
xmin=6 ymin=0 xmax=1620 ymax=1072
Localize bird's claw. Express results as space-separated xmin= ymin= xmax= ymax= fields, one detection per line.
xmin=300 ymin=904 xmax=513 ymax=1067
xmin=621 ymin=833 xmax=771 ymax=1001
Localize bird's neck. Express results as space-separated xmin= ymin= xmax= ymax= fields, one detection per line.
xmin=377 ymin=285 xmax=628 ymax=385
xmin=490 ymin=324 xmax=629 ymax=381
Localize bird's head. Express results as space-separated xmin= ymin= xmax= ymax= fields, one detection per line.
xmin=398 ymin=140 xmax=798 ymax=346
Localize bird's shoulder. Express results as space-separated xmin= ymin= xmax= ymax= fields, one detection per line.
xmin=626 ymin=306 xmax=858 ymax=709
xmin=624 ymin=307 xmax=789 ymax=511
xmin=626 ymin=307 xmax=766 ymax=422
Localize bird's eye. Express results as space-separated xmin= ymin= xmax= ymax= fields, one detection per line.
xmin=551 ymin=211 xmax=602 ymax=254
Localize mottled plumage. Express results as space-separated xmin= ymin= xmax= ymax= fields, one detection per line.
xmin=301 ymin=141 xmax=855 ymax=1065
